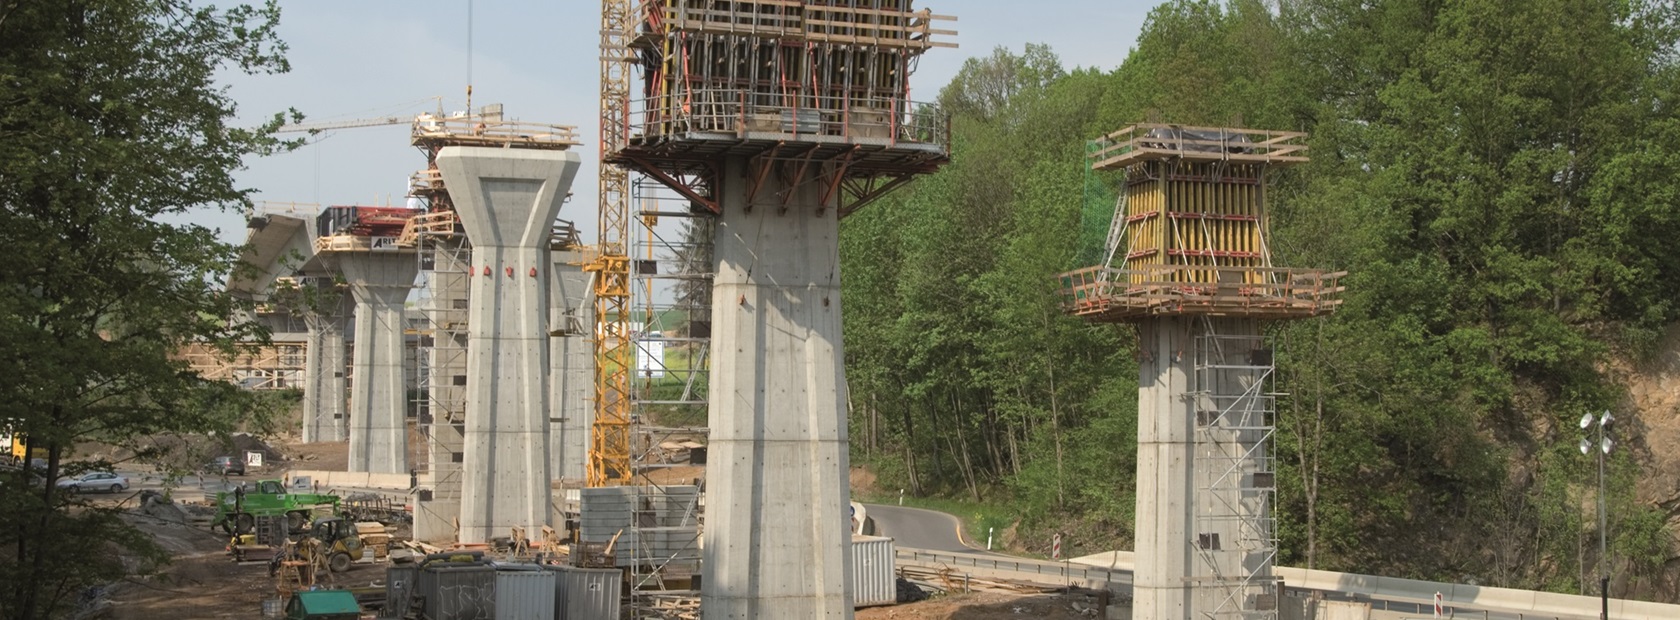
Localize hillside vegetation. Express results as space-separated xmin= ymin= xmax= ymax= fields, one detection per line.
xmin=839 ymin=0 xmax=1680 ymax=599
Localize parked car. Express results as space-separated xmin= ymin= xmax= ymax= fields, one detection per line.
xmin=56 ymin=471 xmax=129 ymax=494
xmin=207 ymin=455 xmax=245 ymax=476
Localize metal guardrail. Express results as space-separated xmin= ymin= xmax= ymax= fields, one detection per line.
xmin=895 ymin=548 xmax=1130 ymax=590
xmin=903 ymin=546 xmax=1680 ymax=620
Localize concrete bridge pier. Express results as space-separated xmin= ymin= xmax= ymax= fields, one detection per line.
xmin=436 ymin=146 xmax=581 ymax=544
xmin=702 ymin=156 xmax=853 ymax=619
xmin=333 ymin=253 xmax=418 ymax=474
xmin=300 ymin=290 xmax=350 ymax=443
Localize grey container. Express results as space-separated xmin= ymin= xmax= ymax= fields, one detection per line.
xmin=418 ymin=564 xmax=497 ymax=620
xmin=549 ymin=566 xmax=622 ymax=620
xmin=851 ymin=535 xmax=897 ymax=608
xmin=384 ymin=565 xmax=420 ymax=615
xmin=494 ymin=568 xmax=558 ymax=620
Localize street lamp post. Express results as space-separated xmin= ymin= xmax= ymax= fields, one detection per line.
xmin=1578 ymin=410 xmax=1614 ymax=620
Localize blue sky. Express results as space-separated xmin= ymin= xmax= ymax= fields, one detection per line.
xmin=211 ymin=1 xmax=1156 ymax=244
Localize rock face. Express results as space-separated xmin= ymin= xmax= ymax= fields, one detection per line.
xmin=1604 ymin=324 xmax=1680 ymax=593
xmin=1607 ymin=327 xmax=1680 ymax=507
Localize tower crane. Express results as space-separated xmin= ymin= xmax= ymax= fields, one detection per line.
xmin=275 ymin=115 xmax=413 ymax=134
xmin=586 ymin=0 xmax=635 ymax=487
xmin=274 ymin=97 xmax=445 ymax=134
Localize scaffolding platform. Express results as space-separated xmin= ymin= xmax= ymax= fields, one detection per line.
xmin=608 ymin=0 xmax=954 ymax=216
xmin=409 ymin=115 xmax=579 ymax=151
xmin=313 ymin=233 xmax=412 ymax=253
xmin=1089 ymin=124 xmax=1308 ymax=171
xmin=1057 ymin=266 xmax=1344 ymax=321
xmin=395 ymin=211 xmax=461 ymax=247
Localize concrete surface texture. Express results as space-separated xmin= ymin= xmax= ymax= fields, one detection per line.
xmin=1134 ymin=316 xmax=1196 ymax=619
xmin=549 ymin=250 xmax=593 ymax=483
xmin=436 ymin=145 xmax=582 ymax=544
xmin=300 ymin=294 xmax=350 ymax=443
xmin=1135 ymin=317 xmax=1271 ymax=618
xmin=702 ymin=157 xmax=853 ymax=619
xmin=332 ymin=252 xmax=419 ymax=474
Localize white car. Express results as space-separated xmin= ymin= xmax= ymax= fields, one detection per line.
xmin=56 ymin=471 xmax=129 ymax=494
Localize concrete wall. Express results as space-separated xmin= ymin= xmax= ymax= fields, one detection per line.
xmin=414 ymin=499 xmax=462 ymax=544
xmin=285 ymin=469 xmax=410 ymax=490
xmin=1068 ymin=550 xmax=1680 ymax=619
xmin=1134 ymin=317 xmax=1196 ymax=619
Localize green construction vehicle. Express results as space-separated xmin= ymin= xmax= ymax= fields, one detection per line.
xmin=212 ymin=479 xmax=340 ymax=534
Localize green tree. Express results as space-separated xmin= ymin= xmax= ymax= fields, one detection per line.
xmin=0 ymin=2 xmax=294 ymax=617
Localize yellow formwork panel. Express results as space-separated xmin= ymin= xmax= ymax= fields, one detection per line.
xmin=1120 ymin=162 xmax=1270 ymax=284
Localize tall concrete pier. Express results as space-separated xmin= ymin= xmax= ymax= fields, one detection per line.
xmin=301 ymin=289 xmax=350 ymax=443
xmin=437 ymin=146 xmax=581 ymax=543
xmin=1134 ymin=317 xmax=1270 ymax=616
xmin=333 ymin=253 xmax=418 ymax=473
xmin=550 ymin=249 xmax=593 ymax=482
xmin=1056 ymin=125 xmax=1341 ymax=619
xmin=702 ymin=161 xmax=852 ymax=618
xmin=602 ymin=2 xmax=954 ymax=613
xmin=1134 ymin=317 xmax=1195 ymax=617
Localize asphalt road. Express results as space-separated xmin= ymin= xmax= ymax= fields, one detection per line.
xmin=863 ymin=503 xmax=994 ymax=554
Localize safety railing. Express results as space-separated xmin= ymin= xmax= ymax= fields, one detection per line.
xmin=1090 ymin=123 xmax=1308 ymax=170
xmin=409 ymin=169 xmax=444 ymax=195
xmin=1057 ymin=265 xmax=1345 ymax=320
xmin=629 ymin=89 xmax=948 ymax=151
xmin=410 ymin=116 xmax=579 ymax=149
xmin=657 ymin=1 xmax=956 ymax=49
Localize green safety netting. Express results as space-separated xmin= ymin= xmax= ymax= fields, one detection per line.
xmin=1074 ymin=139 xmax=1121 ymax=269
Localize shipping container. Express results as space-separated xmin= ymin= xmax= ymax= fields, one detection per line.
xmin=852 ymin=535 xmax=897 ymax=608
xmin=494 ymin=567 xmax=558 ymax=620
xmin=549 ymin=566 xmax=621 ymax=620
xmin=417 ymin=564 xmax=496 ymax=620
xmin=384 ymin=565 xmax=420 ymax=616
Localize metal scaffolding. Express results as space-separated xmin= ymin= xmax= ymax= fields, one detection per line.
xmin=177 ymin=339 xmax=308 ymax=390
xmin=413 ymin=228 xmax=471 ymax=500
xmin=625 ymin=177 xmax=713 ymax=619
xmin=1192 ymin=323 xmax=1280 ymax=619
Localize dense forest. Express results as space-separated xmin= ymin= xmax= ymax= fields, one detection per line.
xmin=838 ymin=0 xmax=1680 ymax=599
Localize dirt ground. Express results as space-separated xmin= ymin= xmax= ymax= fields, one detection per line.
xmin=106 ymin=518 xmax=269 ymax=619
xmin=100 ymin=433 xmax=401 ymax=619
xmin=857 ymin=591 xmax=1111 ymax=619
xmin=104 ymin=435 xmax=1110 ymax=619
xmin=106 ymin=515 xmax=394 ymax=619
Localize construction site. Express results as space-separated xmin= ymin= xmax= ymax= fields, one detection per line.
xmin=109 ymin=2 xmax=1679 ymax=620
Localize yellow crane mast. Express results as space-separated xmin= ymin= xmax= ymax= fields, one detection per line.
xmin=586 ymin=0 xmax=635 ymax=487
